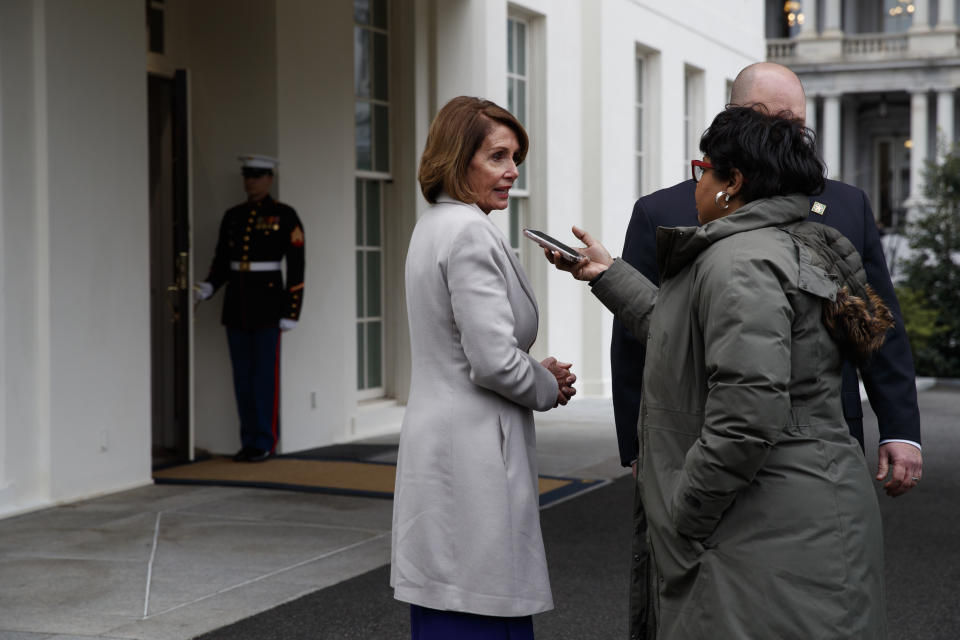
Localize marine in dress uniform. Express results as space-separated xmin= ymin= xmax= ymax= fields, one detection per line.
xmin=195 ymin=154 xmax=305 ymax=462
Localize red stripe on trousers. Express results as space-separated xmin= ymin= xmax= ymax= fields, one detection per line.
xmin=271 ymin=332 xmax=281 ymax=453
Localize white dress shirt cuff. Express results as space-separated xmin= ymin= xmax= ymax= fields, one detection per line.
xmin=878 ymin=439 xmax=921 ymax=451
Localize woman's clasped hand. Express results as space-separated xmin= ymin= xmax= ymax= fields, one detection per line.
xmin=541 ymin=357 xmax=577 ymax=406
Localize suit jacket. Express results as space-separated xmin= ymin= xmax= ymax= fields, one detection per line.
xmin=391 ymin=195 xmax=558 ymax=617
xmin=611 ymin=179 xmax=921 ymax=466
xmin=205 ymin=195 xmax=305 ymax=330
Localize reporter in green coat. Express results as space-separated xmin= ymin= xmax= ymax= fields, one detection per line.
xmin=546 ymin=107 xmax=888 ymax=639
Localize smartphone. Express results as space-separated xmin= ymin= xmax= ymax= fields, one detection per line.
xmin=522 ymin=228 xmax=583 ymax=263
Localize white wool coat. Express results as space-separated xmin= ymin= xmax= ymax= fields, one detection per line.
xmin=390 ymin=195 xmax=559 ymax=617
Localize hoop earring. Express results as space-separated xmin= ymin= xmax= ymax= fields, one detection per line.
xmin=714 ymin=191 xmax=731 ymax=210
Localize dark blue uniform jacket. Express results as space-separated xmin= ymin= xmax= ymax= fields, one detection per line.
xmin=206 ymin=196 xmax=305 ymax=330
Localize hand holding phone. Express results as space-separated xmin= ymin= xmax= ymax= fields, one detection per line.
xmin=522 ymin=228 xmax=583 ymax=263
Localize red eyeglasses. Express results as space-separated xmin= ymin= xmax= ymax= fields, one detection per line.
xmin=691 ymin=159 xmax=714 ymax=183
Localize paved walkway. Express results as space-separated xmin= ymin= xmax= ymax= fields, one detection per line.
xmin=0 ymin=399 xmax=625 ymax=640
xmin=2 ymin=387 xmax=958 ymax=640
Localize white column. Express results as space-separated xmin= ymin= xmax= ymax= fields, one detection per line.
xmin=908 ymin=90 xmax=930 ymax=211
xmin=824 ymin=0 xmax=842 ymax=35
xmin=433 ymin=0 xmax=506 ymax=105
xmin=937 ymin=0 xmax=956 ymax=29
xmin=797 ymin=0 xmax=818 ymax=38
xmin=0 ymin=4 xmax=6 ymax=496
xmin=805 ymin=95 xmax=818 ymax=134
xmin=823 ymin=94 xmax=842 ymax=179
xmin=910 ymin=0 xmax=931 ymax=31
xmin=841 ymin=98 xmax=859 ymax=182
xmin=936 ymin=89 xmax=955 ymax=162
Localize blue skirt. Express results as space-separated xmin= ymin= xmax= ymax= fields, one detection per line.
xmin=410 ymin=604 xmax=535 ymax=640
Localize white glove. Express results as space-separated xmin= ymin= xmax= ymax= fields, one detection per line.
xmin=194 ymin=282 xmax=214 ymax=302
xmin=279 ymin=318 xmax=298 ymax=331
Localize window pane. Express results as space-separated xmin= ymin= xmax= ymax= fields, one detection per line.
xmin=355 ymin=179 xmax=364 ymax=244
xmin=507 ymin=78 xmax=515 ymax=114
xmin=373 ymin=32 xmax=388 ymax=101
xmin=517 ymin=80 xmax=526 ymax=125
xmin=509 ymin=198 xmax=521 ymax=249
xmin=637 ymin=157 xmax=643 ymax=196
xmin=636 ymin=105 xmax=643 ymax=152
xmin=355 ymin=102 xmax=371 ymax=170
xmin=365 ymin=181 xmax=381 ymax=245
xmin=367 ymin=321 xmax=382 ymax=388
xmin=374 ymin=104 xmax=390 ymax=172
xmin=356 ymin=250 xmax=365 ymax=316
xmin=367 ymin=251 xmax=381 ymax=317
xmin=354 ymin=28 xmax=370 ymax=98
xmin=507 ymin=19 xmax=515 ymax=73
xmin=371 ymin=0 xmax=387 ymax=29
xmin=884 ymin=0 xmax=913 ymax=33
xmin=357 ymin=322 xmax=366 ymax=389
xmin=517 ymin=162 xmax=527 ymax=191
xmin=636 ymin=58 xmax=644 ymax=104
xmin=517 ymin=22 xmax=526 ymax=76
xmin=354 ymin=0 xmax=370 ymax=25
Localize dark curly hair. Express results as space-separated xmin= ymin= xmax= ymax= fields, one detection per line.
xmin=699 ymin=106 xmax=825 ymax=202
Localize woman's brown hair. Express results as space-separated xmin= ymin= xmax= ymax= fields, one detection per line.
xmin=418 ymin=96 xmax=529 ymax=204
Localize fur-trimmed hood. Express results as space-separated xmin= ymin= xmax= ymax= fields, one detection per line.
xmin=653 ymin=194 xmax=893 ymax=364
xmin=779 ymin=221 xmax=894 ymax=363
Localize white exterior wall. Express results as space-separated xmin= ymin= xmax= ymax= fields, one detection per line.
xmin=275 ymin=1 xmax=357 ymax=451
xmin=544 ymin=1 xmax=765 ymax=395
xmin=0 ymin=0 xmax=767 ymax=517
xmin=0 ymin=0 xmax=151 ymax=517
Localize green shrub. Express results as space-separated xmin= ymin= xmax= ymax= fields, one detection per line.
xmin=899 ymin=150 xmax=960 ymax=376
xmin=894 ymin=286 xmax=949 ymax=375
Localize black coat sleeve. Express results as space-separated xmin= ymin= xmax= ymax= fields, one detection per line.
xmin=283 ymin=208 xmax=305 ymax=322
xmin=611 ymin=197 xmax=661 ymax=466
xmin=855 ymin=190 xmax=922 ymax=445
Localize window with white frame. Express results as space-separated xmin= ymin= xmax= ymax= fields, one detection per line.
xmin=355 ymin=179 xmax=384 ymax=395
xmin=636 ymin=54 xmax=647 ymax=197
xmin=684 ymin=66 xmax=704 ymax=174
xmin=354 ymin=0 xmax=389 ymax=397
xmin=507 ymin=15 xmax=529 ymax=257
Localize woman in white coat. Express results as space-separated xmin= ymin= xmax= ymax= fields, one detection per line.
xmin=391 ymin=96 xmax=577 ymax=640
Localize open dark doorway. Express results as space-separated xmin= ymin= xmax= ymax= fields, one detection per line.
xmin=148 ymin=69 xmax=191 ymax=468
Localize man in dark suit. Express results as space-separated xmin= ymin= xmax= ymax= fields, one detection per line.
xmin=195 ymin=154 xmax=305 ymax=463
xmin=614 ymin=62 xmax=923 ymax=639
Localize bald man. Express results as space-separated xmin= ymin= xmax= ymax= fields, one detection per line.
xmin=614 ymin=62 xmax=922 ymax=639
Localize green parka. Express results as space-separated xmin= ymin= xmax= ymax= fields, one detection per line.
xmin=593 ymin=195 xmax=886 ymax=639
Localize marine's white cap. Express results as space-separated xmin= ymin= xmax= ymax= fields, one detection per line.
xmin=237 ymin=154 xmax=278 ymax=170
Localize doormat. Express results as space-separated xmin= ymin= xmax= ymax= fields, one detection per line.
xmin=153 ymin=456 xmax=607 ymax=507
